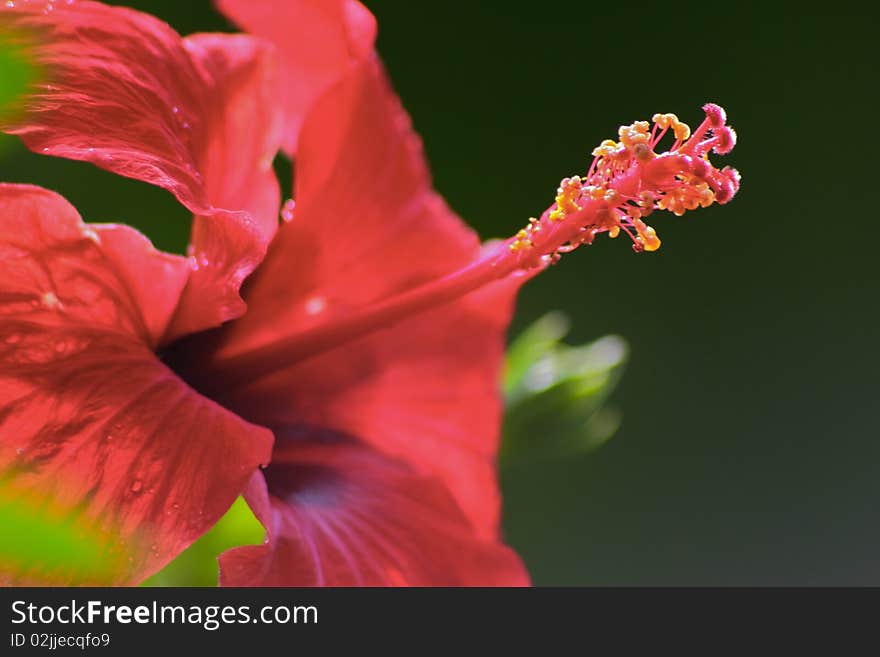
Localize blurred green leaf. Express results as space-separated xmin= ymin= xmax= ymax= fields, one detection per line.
xmin=0 ymin=29 xmax=38 ymax=116
xmin=0 ymin=482 xmax=127 ymax=584
xmin=502 ymin=313 xmax=628 ymax=463
xmin=0 ymin=27 xmax=41 ymax=158
xmin=143 ymin=496 xmax=264 ymax=587
xmin=504 ymin=310 xmax=571 ymax=400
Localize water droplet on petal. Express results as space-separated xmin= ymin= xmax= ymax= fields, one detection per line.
xmin=304 ymin=296 xmax=327 ymax=316
xmin=281 ymin=199 xmax=296 ymax=222
xmin=15 ymin=448 xmax=24 ymax=456
xmin=4 ymin=1 xmax=15 ymax=8
xmin=130 ymin=480 xmax=143 ymax=494
xmin=41 ymin=292 xmax=61 ymax=309
xmin=5 ymin=334 xmax=21 ymax=345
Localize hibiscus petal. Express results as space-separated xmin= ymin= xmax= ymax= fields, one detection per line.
xmin=215 ymin=0 xmax=376 ymax=154
xmin=0 ymin=185 xmax=273 ymax=584
xmin=218 ymin=433 xmax=528 ymax=587
xmin=0 ymin=2 xmax=283 ymax=339
xmin=181 ymin=60 xmax=521 ymax=538
xmin=169 ymin=33 xmax=282 ymax=340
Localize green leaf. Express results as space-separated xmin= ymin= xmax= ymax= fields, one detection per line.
xmin=0 ymin=28 xmax=39 ymax=118
xmin=502 ymin=313 xmax=628 ymax=463
xmin=0 ymin=27 xmax=41 ymax=157
xmin=0 ymin=481 xmax=127 ymax=584
xmin=142 ymin=496 xmax=264 ymax=587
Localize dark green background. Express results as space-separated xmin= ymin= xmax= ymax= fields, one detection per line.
xmin=2 ymin=2 xmax=876 ymax=584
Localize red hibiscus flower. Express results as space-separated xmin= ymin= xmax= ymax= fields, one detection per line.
xmin=0 ymin=0 xmax=738 ymax=586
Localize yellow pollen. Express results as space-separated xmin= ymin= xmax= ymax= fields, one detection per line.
xmin=549 ymin=176 xmax=582 ymax=222
xmin=652 ymin=112 xmax=691 ymax=142
xmin=634 ymin=219 xmax=661 ymax=252
xmin=587 ymin=185 xmax=606 ymax=200
xmin=618 ymin=120 xmax=651 ymax=149
xmin=673 ymin=122 xmax=691 ymax=141
xmin=591 ymin=139 xmax=618 ymax=158
xmin=509 ymin=237 xmax=533 ymax=252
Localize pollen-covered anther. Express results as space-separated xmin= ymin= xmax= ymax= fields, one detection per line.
xmin=548 ymin=176 xmax=583 ymax=221
xmin=638 ymin=191 xmax=656 ymax=208
xmin=652 ymin=113 xmax=691 ymax=145
xmin=618 ymin=121 xmax=651 ymax=149
xmin=633 ymin=219 xmax=661 ymax=252
xmin=591 ymin=139 xmax=619 ymax=159
xmin=509 ymin=229 xmax=533 ymax=252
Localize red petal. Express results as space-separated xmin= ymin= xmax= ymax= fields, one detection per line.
xmin=168 ymin=33 xmax=282 ymax=340
xmin=0 ymin=185 xmax=273 ymax=584
xmin=1 ymin=2 xmax=283 ymax=338
xmin=185 ymin=60 xmax=519 ymax=538
xmin=216 ymin=0 xmax=376 ymax=154
xmin=218 ymin=435 xmax=529 ymax=587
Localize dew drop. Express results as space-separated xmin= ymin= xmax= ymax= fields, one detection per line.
xmin=304 ymin=296 xmax=327 ymax=316
xmin=172 ymin=106 xmax=180 ymax=114
xmin=5 ymin=334 xmax=21 ymax=345
xmin=15 ymin=447 xmax=24 ymax=456
xmin=130 ymin=479 xmax=143 ymax=494
xmin=41 ymin=292 xmax=61 ymax=309
xmin=4 ymin=1 xmax=14 ymax=8
xmin=172 ymin=502 xmax=180 ymax=510
xmin=281 ymin=199 xmax=296 ymax=222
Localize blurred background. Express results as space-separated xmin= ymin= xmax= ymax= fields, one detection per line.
xmin=1 ymin=1 xmax=877 ymax=585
